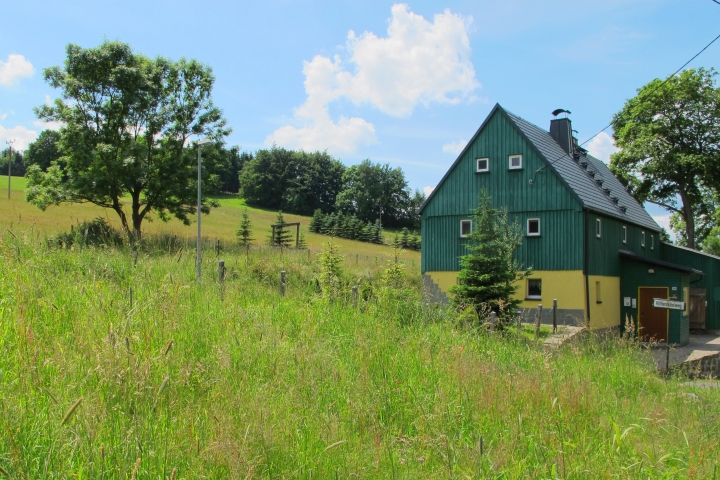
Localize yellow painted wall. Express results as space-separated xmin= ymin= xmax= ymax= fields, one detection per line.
xmin=427 ymin=270 xmax=586 ymax=311
xmin=426 ymin=271 xmax=460 ymax=295
xmin=513 ymin=270 xmax=586 ymax=311
xmin=588 ymin=275 xmax=621 ymax=329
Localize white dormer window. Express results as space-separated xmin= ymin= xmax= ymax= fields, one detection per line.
xmin=509 ymin=155 xmax=522 ymax=170
xmin=527 ymin=218 xmax=540 ymax=236
xmin=622 ymin=226 xmax=627 ymax=244
xmin=460 ymin=220 xmax=472 ymax=238
xmin=476 ymin=158 xmax=489 ymax=172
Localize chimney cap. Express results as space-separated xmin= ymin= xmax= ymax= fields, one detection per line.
xmin=552 ymin=108 xmax=572 ymax=117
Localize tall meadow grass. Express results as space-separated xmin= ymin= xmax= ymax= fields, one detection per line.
xmin=0 ymin=229 xmax=718 ymax=478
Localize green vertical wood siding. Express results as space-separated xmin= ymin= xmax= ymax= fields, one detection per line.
xmin=661 ymin=244 xmax=720 ymax=330
xmin=587 ymin=212 xmax=662 ymax=277
xmin=422 ymin=110 xmax=583 ymax=273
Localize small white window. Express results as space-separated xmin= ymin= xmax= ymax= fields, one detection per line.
xmin=476 ymin=158 xmax=489 ymax=172
xmin=460 ymin=220 xmax=472 ymax=237
xmin=622 ymin=226 xmax=627 ymax=244
xmin=509 ymin=155 xmax=523 ymax=170
xmin=527 ymin=279 xmax=542 ymax=299
xmin=527 ymin=218 xmax=540 ymax=236
xmin=596 ymin=218 xmax=602 ymax=239
xmin=641 ymin=231 xmax=646 ymax=248
xmin=651 ymin=235 xmax=654 ymax=250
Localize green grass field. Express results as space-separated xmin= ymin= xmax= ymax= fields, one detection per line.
xmin=0 ymin=175 xmax=420 ymax=263
xmin=1 ymin=226 xmax=719 ymax=478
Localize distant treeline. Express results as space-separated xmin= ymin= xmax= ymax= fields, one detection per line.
xmin=20 ymin=135 xmax=424 ymax=229
xmin=308 ymin=209 xmax=421 ymax=250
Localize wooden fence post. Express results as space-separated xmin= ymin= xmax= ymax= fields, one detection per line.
xmin=218 ymin=260 xmax=225 ymax=283
xmin=552 ymin=298 xmax=557 ymax=333
xmin=516 ymin=310 xmax=521 ymax=338
xmin=489 ymin=312 xmax=496 ymax=332
xmin=535 ymin=304 xmax=543 ymax=341
xmin=216 ymin=239 xmax=221 ymax=256
xmin=280 ymin=270 xmax=286 ymax=297
xmin=352 ymin=285 xmax=358 ymax=307
xmin=129 ymin=287 xmax=133 ymax=310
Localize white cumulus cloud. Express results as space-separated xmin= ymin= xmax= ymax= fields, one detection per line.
xmin=0 ymin=124 xmax=38 ymax=150
xmin=442 ymin=139 xmax=467 ymax=154
xmin=587 ymin=131 xmax=619 ymax=164
xmin=423 ymin=185 xmax=435 ymax=197
xmin=267 ymin=4 xmax=479 ymax=155
xmin=0 ymin=54 xmax=34 ymax=86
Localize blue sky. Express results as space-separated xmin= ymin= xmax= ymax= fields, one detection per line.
xmin=1 ymin=0 xmax=719 ymax=231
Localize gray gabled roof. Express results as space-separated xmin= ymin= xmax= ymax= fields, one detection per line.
xmin=503 ymin=109 xmax=660 ymax=232
xmin=421 ymin=103 xmax=660 ymax=232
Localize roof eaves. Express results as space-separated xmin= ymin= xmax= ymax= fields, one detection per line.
xmin=618 ymin=249 xmax=704 ymax=275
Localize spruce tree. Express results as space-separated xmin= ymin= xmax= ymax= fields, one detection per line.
xmin=309 ymin=208 xmax=323 ymax=233
xmin=270 ymin=211 xmax=293 ymax=247
xmin=372 ymin=219 xmax=384 ymax=244
xmin=450 ymin=190 xmax=531 ymax=325
xmin=235 ymin=208 xmax=254 ymax=245
xmin=400 ymin=227 xmax=410 ymax=249
xmin=297 ymin=231 xmax=308 ymax=249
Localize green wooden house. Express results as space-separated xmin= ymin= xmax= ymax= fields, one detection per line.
xmin=420 ymin=104 xmax=719 ymax=345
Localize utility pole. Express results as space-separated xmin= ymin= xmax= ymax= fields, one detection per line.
xmin=6 ymin=139 xmax=15 ymax=199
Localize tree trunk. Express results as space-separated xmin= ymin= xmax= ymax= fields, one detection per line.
xmin=132 ymin=191 xmax=142 ymax=240
xmin=679 ymin=189 xmax=695 ymax=249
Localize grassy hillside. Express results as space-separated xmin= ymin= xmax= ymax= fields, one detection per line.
xmin=0 ymin=232 xmax=718 ymax=478
xmin=0 ymin=175 xmax=419 ymax=261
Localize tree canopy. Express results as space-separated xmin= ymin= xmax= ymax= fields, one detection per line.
xmin=239 ymin=146 xmax=345 ymax=216
xmin=25 ymin=40 xmax=229 ymax=238
xmin=24 ymin=130 xmax=61 ymax=171
xmin=610 ymin=68 xmax=720 ymax=250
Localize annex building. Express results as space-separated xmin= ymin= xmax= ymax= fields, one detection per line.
xmin=420 ymin=104 xmax=720 ymax=345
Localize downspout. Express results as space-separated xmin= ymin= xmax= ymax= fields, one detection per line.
xmin=584 ymin=209 xmax=591 ymax=327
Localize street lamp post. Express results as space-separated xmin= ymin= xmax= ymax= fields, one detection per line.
xmin=196 ymin=138 xmax=212 ymax=282
xmin=6 ymin=139 xmax=15 ymax=199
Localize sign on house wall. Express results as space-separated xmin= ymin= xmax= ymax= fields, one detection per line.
xmin=653 ymin=299 xmax=686 ymax=310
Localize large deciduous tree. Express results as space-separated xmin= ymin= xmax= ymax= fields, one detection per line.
xmin=26 ymin=41 xmax=229 ymax=238
xmin=610 ymin=68 xmax=720 ymax=249
xmin=24 ymin=130 xmax=62 ymax=171
xmin=334 ymin=159 xmax=414 ymax=228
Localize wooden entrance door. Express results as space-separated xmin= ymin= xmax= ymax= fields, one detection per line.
xmin=639 ymin=287 xmax=668 ymax=342
xmin=689 ymin=288 xmax=707 ymax=329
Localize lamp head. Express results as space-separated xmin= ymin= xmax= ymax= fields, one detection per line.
xmin=197 ymin=138 xmax=212 ymax=147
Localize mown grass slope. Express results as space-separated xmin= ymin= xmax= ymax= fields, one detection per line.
xmin=0 ymin=175 xmax=419 ymax=260
xmin=0 ymin=230 xmax=718 ymax=478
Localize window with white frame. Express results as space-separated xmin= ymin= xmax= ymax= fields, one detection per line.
xmin=651 ymin=235 xmax=654 ymax=250
xmin=509 ymin=155 xmax=522 ymax=170
xmin=527 ymin=278 xmax=542 ymax=299
xmin=622 ymin=226 xmax=627 ymax=244
xmin=460 ymin=220 xmax=472 ymax=237
xmin=596 ymin=218 xmax=602 ymax=238
xmin=527 ymin=218 xmax=540 ymax=236
xmin=641 ymin=231 xmax=646 ymax=248
xmin=476 ymin=158 xmax=489 ymax=173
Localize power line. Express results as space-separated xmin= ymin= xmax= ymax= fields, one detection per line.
xmin=530 ymin=31 xmax=720 ymax=184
